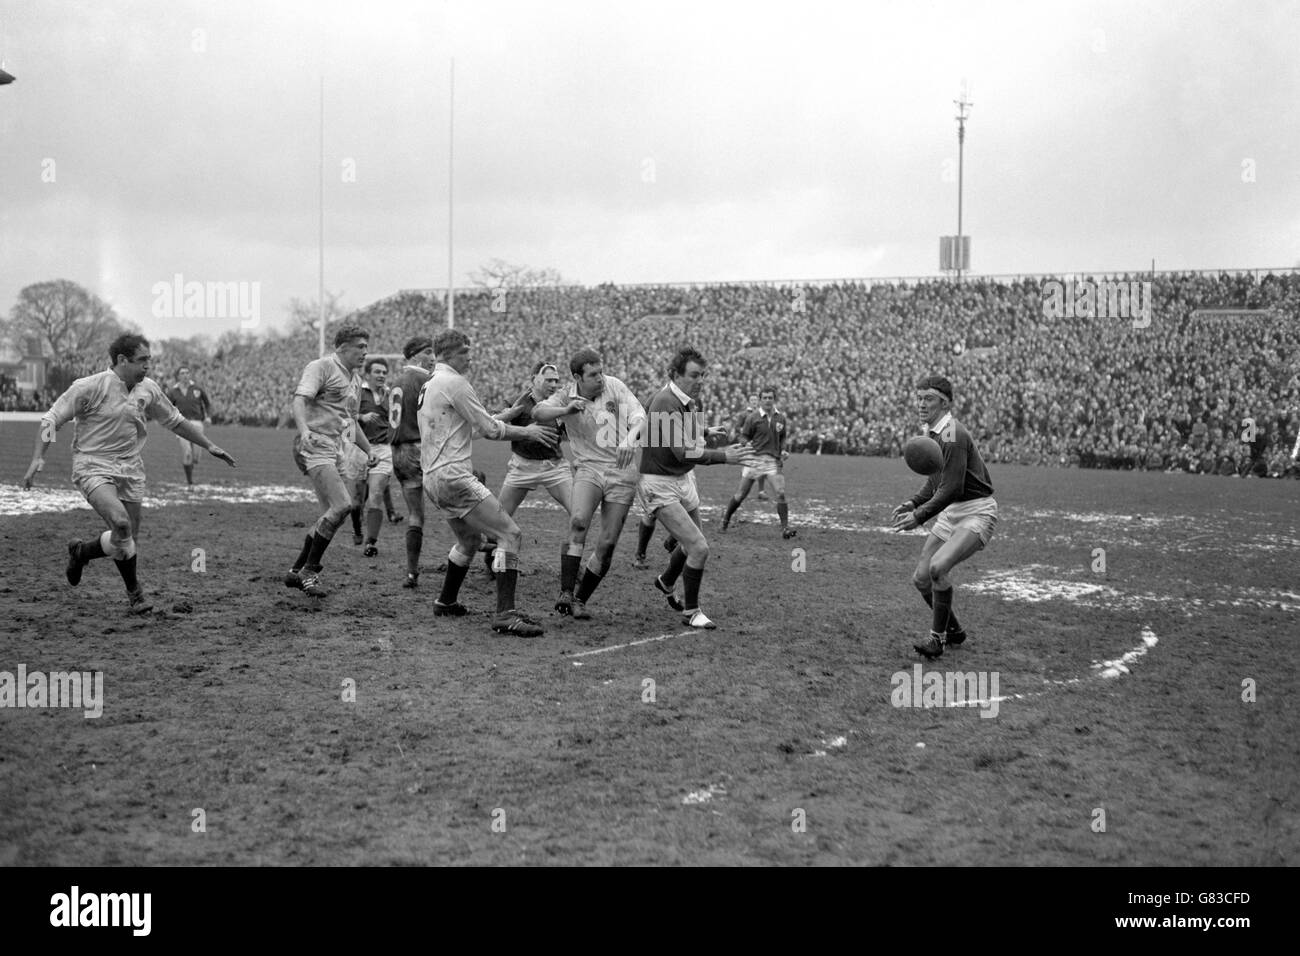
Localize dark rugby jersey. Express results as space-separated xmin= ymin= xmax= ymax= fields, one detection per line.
xmin=388 ymin=365 xmax=430 ymax=445
xmin=639 ymin=383 xmax=726 ymax=476
xmin=359 ymin=384 xmax=393 ymax=444
xmin=509 ymin=390 xmax=561 ymax=461
xmin=166 ymin=382 xmax=210 ymax=420
xmin=738 ymin=408 xmax=787 ymax=458
xmin=906 ymin=413 xmax=995 ymax=523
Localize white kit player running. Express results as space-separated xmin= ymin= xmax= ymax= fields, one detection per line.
xmin=283 ymin=325 xmax=377 ymax=598
xmin=21 ymin=333 xmax=236 ymax=613
xmin=533 ymin=348 xmax=645 ymax=620
xmin=417 ymin=329 xmax=559 ymax=637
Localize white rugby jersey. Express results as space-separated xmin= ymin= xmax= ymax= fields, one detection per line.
xmin=417 ymin=362 xmax=506 ymax=474
xmin=538 ymin=373 xmax=644 ymax=468
xmin=42 ymin=370 xmax=185 ymax=461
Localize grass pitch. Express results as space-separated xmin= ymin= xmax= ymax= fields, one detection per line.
xmin=0 ymin=422 xmax=1296 ymax=865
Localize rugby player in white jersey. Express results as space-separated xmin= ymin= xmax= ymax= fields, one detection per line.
xmin=533 ymin=348 xmax=645 ymax=621
xmin=21 ymin=333 xmax=236 ymax=613
xmin=418 ymin=329 xmax=559 ymax=637
xmin=283 ymin=325 xmax=377 ymax=598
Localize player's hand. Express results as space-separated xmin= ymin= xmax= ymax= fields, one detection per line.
xmin=781 ymin=450 xmax=790 ymax=461
xmin=20 ymin=458 xmax=43 ymax=489
xmin=705 ymin=425 xmax=729 ymax=441
xmin=523 ymin=423 xmax=560 ymax=448
xmin=723 ymin=442 xmax=753 ymax=465
xmin=892 ymin=509 xmax=920 ymax=532
xmin=616 ymin=445 xmax=636 ymax=470
xmin=891 ymin=501 xmax=911 ymax=519
xmin=566 ymin=395 xmax=588 ymax=412
xmin=208 ymin=445 xmax=237 ymax=467
xmin=361 ymin=412 xmax=379 ymax=424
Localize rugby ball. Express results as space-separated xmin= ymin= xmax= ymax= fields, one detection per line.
xmin=903 ymin=436 xmax=943 ymax=475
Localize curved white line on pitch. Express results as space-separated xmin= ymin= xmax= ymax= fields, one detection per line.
xmin=944 ymin=626 xmax=1159 ymax=709
xmin=1092 ymin=627 xmax=1158 ymax=678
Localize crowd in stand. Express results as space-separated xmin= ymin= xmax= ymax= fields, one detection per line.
xmin=0 ymin=383 xmax=57 ymax=412
xmin=51 ymin=271 xmax=1299 ymax=477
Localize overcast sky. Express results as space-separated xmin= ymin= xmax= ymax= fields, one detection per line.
xmin=0 ymin=0 xmax=1297 ymax=341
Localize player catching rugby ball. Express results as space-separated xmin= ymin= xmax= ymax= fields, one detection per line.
xmin=891 ymin=375 xmax=998 ymax=659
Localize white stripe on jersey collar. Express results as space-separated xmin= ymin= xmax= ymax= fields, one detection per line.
xmin=929 ymin=411 xmax=953 ymax=437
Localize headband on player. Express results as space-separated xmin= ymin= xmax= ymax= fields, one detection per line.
xmin=916 ymin=375 xmax=953 ymax=403
xmin=404 ymin=336 xmax=435 ymax=359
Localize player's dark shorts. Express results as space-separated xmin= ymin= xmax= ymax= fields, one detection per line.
xmin=392 ymin=442 xmax=422 ymax=486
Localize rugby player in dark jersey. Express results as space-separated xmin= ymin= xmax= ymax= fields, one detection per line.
xmin=891 ymin=375 xmax=999 ymax=659
xmin=387 ymin=336 xmax=436 ymax=588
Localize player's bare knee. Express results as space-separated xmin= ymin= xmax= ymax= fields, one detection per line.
xmin=497 ymin=524 xmax=521 ymax=554
xmin=110 ymin=515 xmax=132 ymax=538
xmin=687 ymin=538 xmax=710 ymax=562
xmin=928 ymin=562 xmax=951 ymax=587
xmin=912 ymin=570 xmax=931 ymax=592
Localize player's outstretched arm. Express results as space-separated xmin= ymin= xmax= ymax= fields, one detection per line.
xmin=171 ymin=418 xmax=236 ymax=467
xmin=532 ymin=394 xmax=586 ymax=423
xmin=21 ymin=431 xmax=53 ymax=489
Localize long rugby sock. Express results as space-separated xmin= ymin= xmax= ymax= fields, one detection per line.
xmin=575 ymin=567 xmax=604 ymax=603
xmin=663 ymin=535 xmax=678 ymax=553
xmin=83 ymin=535 xmax=107 ymax=562
xmin=350 ymin=507 xmax=362 ymax=537
xmin=365 ymin=508 xmax=383 ymax=543
xmin=305 ymin=532 xmax=333 ymax=570
xmin=291 ymin=533 xmax=313 ymax=572
xmin=919 ymin=589 xmax=962 ymax=633
xmin=636 ymin=522 xmax=655 ymax=558
xmin=560 ymin=552 xmax=582 ymax=593
xmin=405 ymin=527 xmax=423 ymax=575
xmin=661 ymin=546 xmax=688 ymax=586
xmin=723 ymin=496 xmax=741 ymax=525
xmin=114 ymin=555 xmax=140 ymax=592
xmin=383 ymin=486 xmax=396 ymax=518
xmin=438 ymin=550 xmax=472 ymax=604
xmin=931 ymin=586 xmax=954 ymax=634
xmin=682 ymin=565 xmax=704 ymax=610
xmin=496 ymin=568 xmax=519 ymax=613
xmin=777 ymin=501 xmax=789 ymax=529
xmin=183 ymin=464 xmax=193 ymax=485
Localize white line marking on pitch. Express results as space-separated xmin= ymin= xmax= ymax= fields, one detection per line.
xmin=568 ymin=629 xmax=700 ymax=659
xmin=943 ymin=626 xmax=1159 ymax=708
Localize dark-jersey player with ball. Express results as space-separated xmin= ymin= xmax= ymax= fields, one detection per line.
xmin=892 ymin=375 xmax=998 ymax=659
